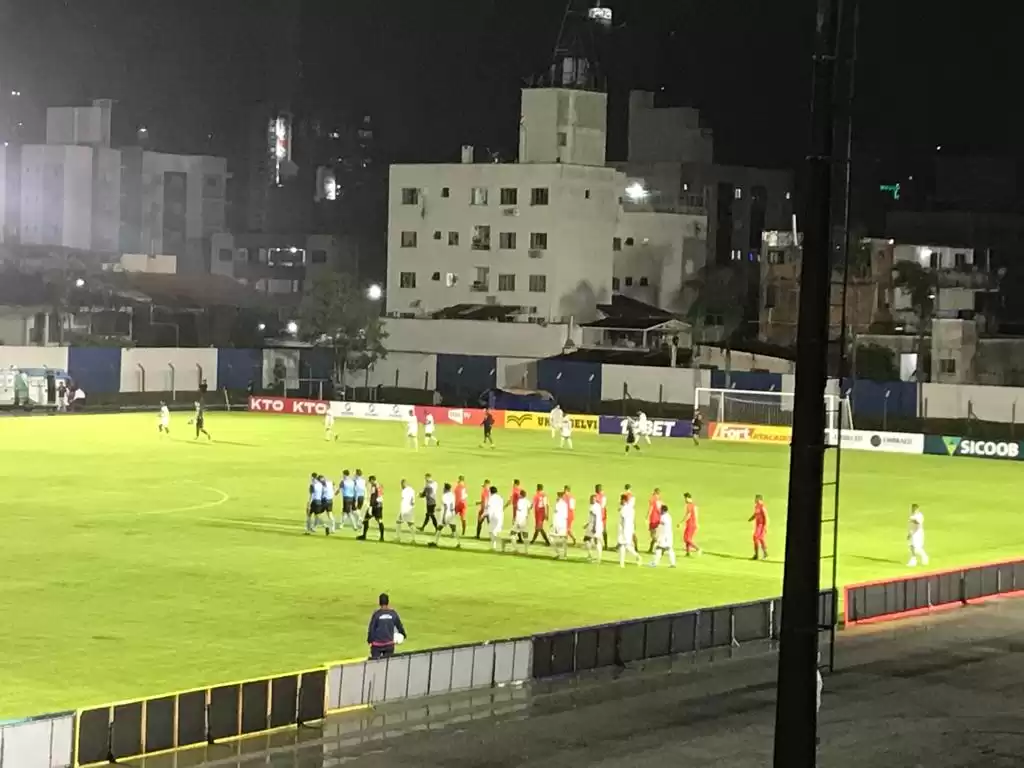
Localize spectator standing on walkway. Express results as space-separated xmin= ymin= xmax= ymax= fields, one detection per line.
xmin=367 ymin=593 xmax=407 ymax=659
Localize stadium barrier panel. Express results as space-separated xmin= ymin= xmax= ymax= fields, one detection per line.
xmin=531 ymin=590 xmax=836 ymax=680
xmin=922 ymin=434 xmax=1024 ymax=461
xmin=597 ymin=415 xmax=693 ymax=438
xmin=503 ymin=411 xmax=599 ymax=433
xmin=413 ymin=406 xmax=489 ymax=427
xmin=0 ymin=712 xmax=75 ymax=768
xmin=844 ymin=558 xmax=1024 ymax=626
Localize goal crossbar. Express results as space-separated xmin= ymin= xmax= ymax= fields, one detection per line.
xmin=693 ymin=387 xmax=853 ymax=432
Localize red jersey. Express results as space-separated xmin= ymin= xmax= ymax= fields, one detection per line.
xmin=479 ymin=486 xmax=490 ymax=512
xmin=596 ymin=491 xmax=607 ymax=524
xmin=566 ymin=494 xmax=576 ymax=524
xmin=684 ymin=502 xmax=698 ymax=530
xmin=753 ymin=502 xmax=767 ymax=529
xmin=648 ymin=495 xmax=662 ymax=527
xmin=454 ymin=483 xmax=468 ymax=511
xmin=533 ymin=491 xmax=548 ymax=522
xmin=509 ymin=485 xmax=521 ymax=506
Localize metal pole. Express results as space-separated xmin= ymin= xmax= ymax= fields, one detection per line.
xmin=773 ymin=0 xmax=840 ymax=765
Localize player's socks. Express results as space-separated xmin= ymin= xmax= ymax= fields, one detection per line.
xmin=667 ymin=549 xmax=677 ymax=567
xmin=377 ymin=522 xmax=385 ymax=541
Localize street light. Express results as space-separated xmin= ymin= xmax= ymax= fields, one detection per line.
xmin=75 ymin=278 xmax=85 ymax=288
xmin=367 ymin=284 xmax=383 ymax=301
xmin=257 ymin=323 xmax=266 ymax=332
xmin=286 ymin=321 xmax=299 ymax=335
xmin=625 ymin=182 xmax=648 ymax=202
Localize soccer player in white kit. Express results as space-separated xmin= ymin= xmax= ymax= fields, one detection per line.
xmin=650 ymin=504 xmax=677 ymax=567
xmin=549 ymin=405 xmax=564 ymax=439
xmin=510 ymin=490 xmax=530 ymax=554
xmin=405 ymin=409 xmax=419 ymax=450
xmin=617 ymin=493 xmax=642 ymax=567
xmin=559 ymin=418 xmax=573 ymax=450
xmin=424 ymin=413 xmax=439 ymax=446
xmin=434 ymin=482 xmax=461 ymax=548
xmin=551 ymin=492 xmax=570 ymax=560
xmin=324 ymin=410 xmax=336 ymax=441
xmin=158 ymin=402 xmax=170 ymax=436
xmin=396 ymin=479 xmax=418 ymax=543
xmin=486 ymin=486 xmax=505 ymax=552
xmin=906 ymin=503 xmax=929 ymax=566
xmin=637 ymin=411 xmax=652 ymax=445
xmin=585 ymin=494 xmax=604 ymax=563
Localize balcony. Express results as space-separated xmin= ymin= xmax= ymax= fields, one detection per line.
xmin=234 ymin=262 xmax=306 ymax=281
xmin=935 ymin=266 xmax=994 ymax=290
xmin=471 ymin=239 xmax=491 ymax=251
xmin=470 ymin=281 xmax=490 ymax=292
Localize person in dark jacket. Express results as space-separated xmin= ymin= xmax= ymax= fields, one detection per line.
xmin=367 ymin=593 xmax=407 ymax=659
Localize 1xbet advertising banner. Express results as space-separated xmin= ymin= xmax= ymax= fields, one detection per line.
xmin=924 ymin=435 xmax=1023 ymax=460
xmin=709 ymin=422 xmax=792 ymax=444
xmin=503 ymin=410 xmax=600 ymax=434
xmin=598 ymin=416 xmax=693 ymax=438
xmin=414 ymin=406 xmax=491 ymax=427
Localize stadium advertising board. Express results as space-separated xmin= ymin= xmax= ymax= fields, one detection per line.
xmin=504 ymin=410 xmax=599 ymax=433
xmin=598 ymin=416 xmax=693 ymax=438
xmin=247 ymin=395 xmax=330 ymax=416
xmin=925 ymin=435 xmax=1024 ymax=460
xmin=824 ymin=429 xmax=924 ymax=454
xmin=414 ymin=406 xmax=490 ymax=427
xmin=330 ymin=401 xmax=409 ymax=422
xmin=709 ymin=422 xmax=792 ymax=444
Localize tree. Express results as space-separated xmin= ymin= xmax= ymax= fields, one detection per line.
xmin=893 ymin=260 xmax=937 ymax=383
xmin=679 ymin=264 xmax=753 ymax=349
xmin=298 ymin=273 xmax=388 ymax=385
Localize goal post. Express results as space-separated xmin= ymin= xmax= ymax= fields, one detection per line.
xmin=693 ymin=387 xmax=853 ymax=432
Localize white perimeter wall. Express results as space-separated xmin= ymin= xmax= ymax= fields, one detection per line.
xmin=496 ymin=357 xmax=539 ymax=389
xmin=343 ymin=352 xmax=437 ymax=390
xmin=922 ymin=382 xmax=1024 ymax=422
xmin=384 ymin=317 xmax=577 ymax=358
xmin=601 ymin=365 xmax=711 ymax=404
xmin=0 ymin=345 xmax=68 ymax=369
xmin=120 ymin=348 xmax=219 ymax=392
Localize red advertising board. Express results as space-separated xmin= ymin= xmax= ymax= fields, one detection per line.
xmin=414 ymin=406 xmax=495 ymax=427
xmin=248 ymin=395 xmax=330 ymax=416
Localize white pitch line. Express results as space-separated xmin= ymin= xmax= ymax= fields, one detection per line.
xmin=140 ymin=486 xmax=232 ymax=516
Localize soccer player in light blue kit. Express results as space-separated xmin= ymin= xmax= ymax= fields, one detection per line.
xmin=306 ymin=472 xmax=324 ymax=534
xmin=354 ymin=469 xmax=368 ymax=514
xmin=320 ymin=474 xmax=336 ymax=535
xmin=339 ymin=470 xmax=360 ymax=530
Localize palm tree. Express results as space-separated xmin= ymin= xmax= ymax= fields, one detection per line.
xmin=892 ymin=260 xmax=937 ymax=382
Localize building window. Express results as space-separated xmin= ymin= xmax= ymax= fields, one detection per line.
xmin=471 ymin=186 xmax=489 ymax=206
xmin=612 ymin=277 xmax=620 ymax=291
xmin=785 ymin=192 xmax=792 ymax=200
xmin=445 ymin=272 xmax=458 ymax=287
xmin=433 ymin=230 xmax=442 ymax=240
xmin=499 ymin=232 xmax=517 ymax=250
xmin=585 ymin=189 xmax=591 ymax=199
xmin=530 ymin=187 xmax=550 ymax=206
xmin=557 ymin=131 xmax=567 ymax=147
xmin=940 ymin=358 xmax=957 ymax=375
xmin=399 ymin=271 xmax=416 ymax=288
xmin=639 ymin=277 xmax=649 ymax=286
xmin=530 ymin=232 xmax=548 ymax=250
xmin=625 ymin=277 xmax=633 ymax=287
xmin=311 ymin=249 xmax=327 ymax=264
xmin=498 ymin=274 xmax=516 ymax=292
xmin=613 ymin=237 xmax=622 ymax=252
xmin=475 ymin=266 xmax=490 ymax=286
xmin=500 ymin=187 xmax=518 ymax=206
xmin=768 ymin=249 xmax=785 ymax=265
xmin=441 ymin=187 xmax=450 ymax=198
xmin=218 ymin=248 xmax=233 ymax=262
xmin=734 ymin=187 xmax=743 ymax=200
xmin=624 ymin=237 xmax=634 ymax=247
xmin=529 ymin=274 xmax=547 ymax=293
xmin=954 ymin=252 xmax=968 ymax=268
xmin=431 ymin=271 xmax=441 ymax=281
xmin=448 ymin=231 xmax=460 ymax=246
xmin=472 ymin=225 xmax=491 ymax=250
xmin=400 ymin=231 xmax=418 ymax=248
xmin=401 ymin=187 xmax=420 ymax=205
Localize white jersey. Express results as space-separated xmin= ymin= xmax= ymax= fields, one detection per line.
xmin=487 ymin=493 xmax=505 ymax=534
xmin=552 ymin=499 xmax=569 ymax=537
xmin=441 ymin=491 xmax=457 ymax=525
xmin=550 ymin=407 xmax=564 ymax=428
xmin=424 ymin=414 xmax=435 ymax=434
xmin=324 ymin=411 xmax=334 ymax=428
xmin=656 ymin=511 xmax=674 ymax=549
xmin=637 ymin=412 xmax=649 ymax=434
xmin=406 ymin=414 xmax=419 ymax=436
xmin=400 ymin=486 xmax=416 ymax=520
xmin=560 ymin=420 xmax=573 ymax=438
xmin=908 ymin=510 xmax=925 ymax=545
xmin=514 ymin=497 xmax=530 ymax=529
xmin=618 ymin=502 xmax=636 ymax=546
xmin=588 ymin=502 xmax=603 ymax=536
xmin=159 ymin=406 xmax=170 ymax=424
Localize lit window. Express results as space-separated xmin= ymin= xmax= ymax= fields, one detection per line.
xmin=498 ymin=274 xmax=517 ymax=291
xmin=499 ymin=232 xmax=517 ymax=250
xmin=530 ymin=232 xmax=548 ymax=250
xmin=734 ymin=187 xmax=743 ymax=200
xmin=401 ymin=188 xmax=420 ymax=205
xmin=471 ymin=187 xmax=489 ymax=206
xmin=529 ymin=274 xmax=547 ymax=293
xmin=399 ymin=271 xmax=416 ymax=288
xmin=400 ymin=231 xmax=417 ymax=248
xmin=940 ymin=358 xmax=957 ymax=374
xmin=445 ymin=272 xmax=458 ymax=287
xmin=530 ymin=187 xmax=550 ymax=206
xmin=500 ymin=187 xmax=518 ymax=206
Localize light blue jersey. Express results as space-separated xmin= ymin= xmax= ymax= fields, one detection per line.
xmin=355 ymin=476 xmax=367 ymax=497
xmin=310 ymin=480 xmax=324 ymax=504
xmin=342 ymin=477 xmax=356 ymax=499
xmin=322 ymin=479 xmax=335 ymax=502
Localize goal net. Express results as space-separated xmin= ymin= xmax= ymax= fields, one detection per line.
xmin=693 ymin=388 xmax=854 ymax=432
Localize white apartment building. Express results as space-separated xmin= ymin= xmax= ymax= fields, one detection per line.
xmin=892 ymin=244 xmax=987 ymax=321
xmin=20 ymin=144 xmax=96 ymax=250
xmin=212 ymin=232 xmax=357 ymax=295
xmin=386 ymin=86 xmax=709 ymax=322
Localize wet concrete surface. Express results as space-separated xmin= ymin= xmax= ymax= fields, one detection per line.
xmin=137 ymin=599 xmax=1024 ymax=768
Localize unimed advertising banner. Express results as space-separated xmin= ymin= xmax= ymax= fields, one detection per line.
xmin=824 ymin=429 xmax=924 ymax=455
xmin=709 ymin=422 xmax=792 ymax=444
xmin=598 ymin=416 xmax=693 ymax=438
xmin=926 ymin=435 xmax=1024 ymax=461
xmin=504 ymin=410 xmax=600 ymax=434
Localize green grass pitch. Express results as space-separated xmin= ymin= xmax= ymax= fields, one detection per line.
xmin=1 ymin=411 xmax=1020 ymax=716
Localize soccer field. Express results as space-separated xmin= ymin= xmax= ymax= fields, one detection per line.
xmin=1 ymin=412 xmax=1021 ymax=716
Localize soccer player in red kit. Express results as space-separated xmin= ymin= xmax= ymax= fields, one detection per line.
xmin=475 ymin=479 xmax=491 ymax=539
xmin=531 ymin=483 xmax=551 ymax=545
xmin=647 ymin=488 xmax=663 ymax=553
xmin=682 ymin=493 xmax=701 ymax=555
xmin=749 ymin=494 xmax=769 ymax=560
xmin=563 ymin=485 xmax=578 ymax=546
xmin=595 ymin=483 xmax=608 ymax=549
xmin=506 ymin=479 xmax=522 ymax=512
xmin=454 ymin=475 xmax=469 ymax=535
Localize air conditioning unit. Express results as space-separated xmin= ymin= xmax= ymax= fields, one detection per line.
xmin=528 ymin=249 xmax=544 ymax=259
xmin=502 ymin=207 xmax=519 ymax=216
xmin=485 ymin=296 xmax=498 ymax=305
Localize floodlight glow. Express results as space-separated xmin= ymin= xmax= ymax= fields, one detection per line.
xmin=75 ymin=278 xmax=85 ymax=288
xmin=367 ymin=284 xmax=383 ymax=301
xmin=625 ymin=182 xmax=648 ymax=202
xmin=286 ymin=321 xmax=298 ymax=334
xmin=257 ymin=323 xmax=266 ymax=332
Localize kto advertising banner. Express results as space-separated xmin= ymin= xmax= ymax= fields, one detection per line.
xmin=925 ymin=435 xmax=1023 ymax=461
xmin=414 ymin=406 xmax=490 ymax=427
xmin=248 ymin=395 xmax=330 ymax=416
xmin=598 ymin=416 xmax=693 ymax=438
xmin=504 ymin=410 xmax=600 ymax=434
xmin=824 ymin=429 xmax=924 ymax=455
xmin=709 ymin=422 xmax=792 ymax=444
xmin=330 ymin=401 xmax=410 ymax=422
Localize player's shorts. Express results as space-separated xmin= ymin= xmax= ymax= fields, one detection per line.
xmin=617 ymin=530 xmax=633 ymax=547
xmin=753 ymin=527 xmax=766 ymax=542
xmin=552 ymin=523 xmax=567 ymax=537
xmin=455 ymin=505 xmax=467 ymax=518
xmin=684 ymin=525 xmax=697 ymax=540
xmin=356 ymin=496 xmax=365 ymax=510
xmin=692 ymin=422 xmax=702 ymax=436
xmin=323 ymin=500 xmax=334 ymax=513
xmin=309 ymin=501 xmax=323 ymax=516
xmin=195 ymin=418 xmax=205 ymax=428
xmin=424 ymin=427 xmax=434 ymax=435
xmin=399 ymin=509 xmax=415 ymax=523
xmin=370 ymin=504 xmax=383 ymax=520
xmin=910 ymin=533 xmax=924 ymax=549
xmin=343 ymin=497 xmax=354 ymax=513
xmin=483 ymin=426 xmax=492 ymax=437
xmin=626 ymin=434 xmax=636 ymax=445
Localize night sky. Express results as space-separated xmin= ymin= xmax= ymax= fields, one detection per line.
xmin=2 ymin=0 xmax=1021 ymax=168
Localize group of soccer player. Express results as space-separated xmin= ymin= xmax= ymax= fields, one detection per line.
xmin=157 ymin=401 xmax=212 ymax=441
